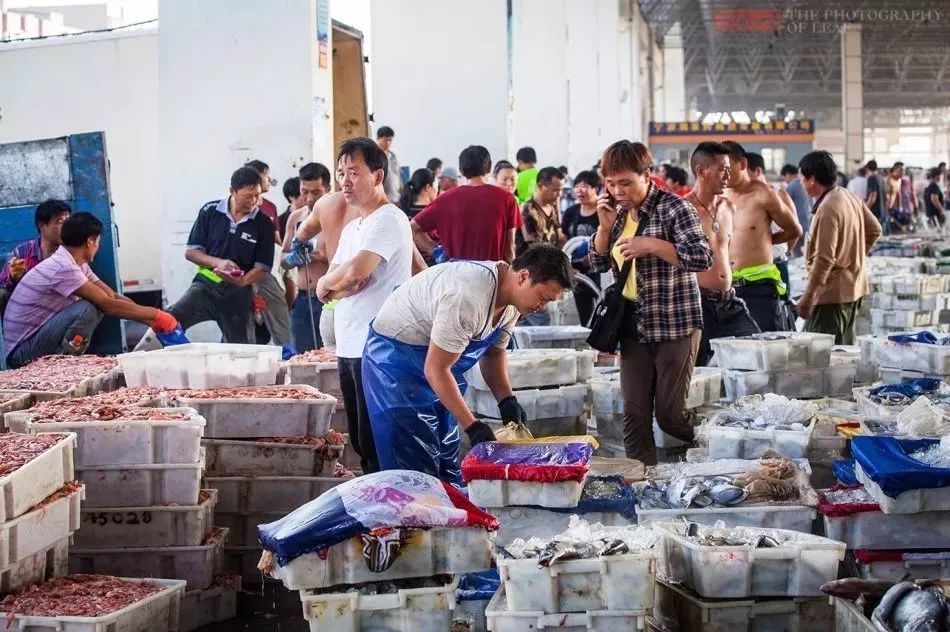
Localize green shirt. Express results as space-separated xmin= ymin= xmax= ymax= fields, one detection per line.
xmin=515 ymin=167 xmax=538 ymax=205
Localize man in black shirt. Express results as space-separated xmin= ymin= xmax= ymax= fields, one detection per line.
xmin=168 ymin=167 xmax=276 ymax=343
xmin=560 ymin=170 xmax=601 ymax=324
xmin=925 ymin=168 xmax=946 ymax=228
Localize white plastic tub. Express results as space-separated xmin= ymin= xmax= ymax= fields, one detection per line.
xmin=491 ymin=505 xmax=634 ymax=548
xmin=833 ymin=596 xmax=877 ymax=632
xmin=284 ymin=361 xmax=342 ymax=400
xmin=723 ymin=364 xmax=856 ymax=401
xmin=6 ymin=408 xmax=205 ymax=467
xmin=0 ymin=432 xmax=76 ymax=522
xmin=821 ymin=499 xmax=950 ymax=550
xmin=70 ymin=527 xmax=228 ymax=590
xmin=202 ymin=437 xmax=343 ymax=477
xmin=467 ymin=478 xmax=585 ymax=509
xmin=859 ymin=333 xmax=950 ymax=373
xmin=301 ymin=576 xmax=458 ymax=632
xmin=591 ymin=370 xmax=720 ymax=417
xmin=466 ymin=349 xmax=596 ymax=390
xmin=496 ymin=550 xmax=657 ymax=614
xmin=635 ymin=503 xmax=816 ymax=533
xmin=75 ymin=489 xmax=217 ymax=548
xmin=0 ymin=577 xmax=186 ymax=632
xmin=512 ymin=326 xmax=591 ymax=350
xmin=203 ymin=475 xmax=350 ymax=514
xmin=77 ymin=459 xmax=203 ymax=508
xmin=709 ymin=333 xmax=834 ymax=371
xmin=856 ymin=554 xmax=950 ymax=581
xmin=0 ymin=483 xmax=81 ymax=569
xmin=595 ymin=414 xmax=688 ymax=449
xmin=854 ymin=459 xmax=950 ymax=514
xmin=0 ymin=393 xmax=32 ymax=418
xmin=466 ymin=384 xmax=588 ymax=421
xmin=704 ymin=419 xmax=814 ymax=459
xmin=173 ymin=386 xmax=336 ymax=438
xmin=654 ymin=522 xmax=846 ymax=598
xmin=267 ymin=526 xmax=491 ymax=591
xmin=179 ymin=579 xmax=240 ymax=632
xmin=652 ymin=579 xmax=833 ymax=632
xmin=0 ymin=536 xmax=69 ymax=594
xmin=485 ymin=587 xmax=647 ymax=632
xmin=119 ymin=343 xmax=281 ymax=388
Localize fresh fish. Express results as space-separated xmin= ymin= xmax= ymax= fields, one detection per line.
xmin=640 ymin=476 xmax=749 ymax=510
xmin=709 ymin=482 xmax=749 ymax=505
xmin=872 ymin=581 xmax=950 ymax=632
xmin=821 ymin=578 xmax=898 ymax=600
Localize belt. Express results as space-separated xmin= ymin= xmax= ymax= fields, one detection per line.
xmin=297 ymin=290 xmax=318 ymax=298
xmin=700 ymin=287 xmax=734 ymax=301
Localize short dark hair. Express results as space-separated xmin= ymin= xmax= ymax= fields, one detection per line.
xmin=299 ymin=162 xmax=332 ymax=188
xmin=601 ymin=140 xmax=653 ymax=176
xmin=799 ymin=150 xmax=838 ymax=187
xmin=893 ymin=161 xmax=905 ymax=170
xmin=536 ymin=166 xmax=564 ymax=187
xmin=426 ymin=157 xmax=442 ymax=172
xmin=516 ymin=147 xmax=537 ymax=164
xmin=459 ymin=145 xmax=492 ymax=178
xmin=745 ymin=152 xmax=766 ymax=174
xmin=231 ymin=166 xmax=263 ymax=190
xmin=60 ymin=211 xmax=103 ymax=247
xmin=512 ymin=243 xmax=574 ymax=289
xmin=282 ymin=177 xmax=300 ymax=203
xmin=493 ymin=160 xmax=515 ymax=176
xmin=780 ymin=164 xmax=800 ymax=176
xmin=337 ymin=137 xmax=388 ymax=175
xmin=573 ymin=170 xmax=600 ymax=189
xmin=558 ymin=165 xmax=569 ymax=176
xmin=667 ymin=166 xmax=688 ymax=186
xmin=244 ymin=159 xmax=269 ymax=174
xmin=865 ymin=160 xmax=878 ymax=171
xmin=34 ymin=199 xmax=71 ymax=229
xmin=690 ymin=142 xmax=730 ymax=176
xmin=721 ymin=140 xmax=747 ymax=163
xmin=376 ymin=126 xmax=394 ymax=139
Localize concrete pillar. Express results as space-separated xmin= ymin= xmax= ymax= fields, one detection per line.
xmin=661 ymin=23 xmax=686 ymax=122
xmin=841 ymin=23 xmax=863 ymax=171
xmin=158 ymin=0 xmax=332 ymax=337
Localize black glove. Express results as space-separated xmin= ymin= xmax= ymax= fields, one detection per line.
xmin=498 ymin=396 xmax=528 ymax=425
xmin=465 ymin=420 xmax=497 ymax=446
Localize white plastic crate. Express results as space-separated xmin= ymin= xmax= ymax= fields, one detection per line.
xmin=709 ymin=332 xmax=834 ymax=371
xmin=858 ymin=333 xmax=950 ymax=373
xmin=267 ymin=526 xmax=491 ymax=591
xmin=512 ymin=325 xmax=591 ymax=350
xmin=300 ymin=576 xmax=458 ymax=632
xmin=496 ymin=550 xmax=656 ymax=614
xmin=820 ymin=498 xmax=950 ymax=550
xmin=595 ymin=414 xmax=688 ymax=449
xmin=119 ymin=343 xmax=281 ymax=388
xmin=0 ymin=368 xmax=120 ymax=404
xmin=0 ymin=483 xmax=81 ymax=569
xmin=70 ymin=528 xmax=228 ymax=590
xmin=704 ymin=419 xmax=814 ymax=459
xmin=855 ymin=555 xmax=950 ymax=581
xmin=6 ymin=408 xmax=205 ymax=467
xmin=691 ymin=368 xmax=723 ymax=407
xmin=491 ymin=505 xmax=634 ymax=547
xmin=467 ymin=478 xmax=584 ymax=509
xmin=0 ymin=536 xmax=69 ymax=595
xmin=654 ymin=522 xmax=846 ymax=598
xmin=179 ymin=579 xmax=240 ymax=632
xmin=0 ymin=432 xmax=76 ymax=522
xmin=485 ymin=587 xmax=647 ymax=632
xmin=652 ymin=579 xmax=833 ymax=632
xmin=854 ymin=459 xmax=950 ymax=514
xmin=0 ymin=393 xmax=32 ymax=418
xmin=589 ymin=375 xmax=622 ymax=415
xmin=466 ymin=349 xmax=596 ymax=390
xmin=635 ymin=502 xmax=816 ymax=533
xmin=873 ymin=309 xmax=938 ymax=328
xmin=723 ymin=364 xmax=855 ymax=401
xmin=202 ymin=438 xmax=343 ymax=477
xmin=0 ymin=578 xmax=186 ymax=632
xmin=833 ymin=595 xmax=878 ymax=632
xmin=75 ymin=489 xmax=217 ymax=548
xmin=203 ymin=475 xmax=349 ymax=514
xmin=284 ymin=361 xmax=342 ymax=400
xmin=466 ymin=384 xmax=588 ymax=421
xmin=853 ymin=386 xmax=912 ymax=420
xmin=591 ymin=370 xmax=720 ymax=418
xmin=77 ymin=459 xmax=203 ymax=508
xmin=172 ymin=386 xmax=336 ymax=438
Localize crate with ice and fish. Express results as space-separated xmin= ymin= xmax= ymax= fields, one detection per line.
xmin=855 ymin=377 xmax=950 ymax=421
xmin=697 ymin=394 xmax=817 ymax=459
xmin=852 ymin=435 xmax=950 ymax=514
xmin=858 ymin=330 xmax=950 ymax=375
xmin=824 ymin=577 xmax=950 ymax=632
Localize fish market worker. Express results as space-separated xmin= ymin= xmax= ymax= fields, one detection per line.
xmin=364 ymin=244 xmax=575 ymax=484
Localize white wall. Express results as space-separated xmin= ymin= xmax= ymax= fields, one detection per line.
xmin=370 ymin=0 xmax=508 ymax=172
xmin=158 ymin=0 xmax=332 ymax=314
xmin=0 ymin=30 xmax=159 ymax=284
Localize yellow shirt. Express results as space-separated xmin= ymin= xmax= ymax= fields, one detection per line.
xmin=611 ymin=215 xmax=638 ymax=300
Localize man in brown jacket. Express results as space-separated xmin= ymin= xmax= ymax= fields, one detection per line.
xmin=796 ymin=150 xmax=882 ymax=344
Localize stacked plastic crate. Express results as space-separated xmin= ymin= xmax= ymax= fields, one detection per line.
xmin=587 ymin=367 xmax=723 ymax=458
xmin=464 ymin=349 xmax=596 ymax=438
xmin=710 ymin=332 xmax=854 ymax=401
xmin=857 ymin=330 xmax=950 ymax=384
xmin=869 ymin=274 xmax=950 ymax=336
xmin=511 ymin=325 xmax=591 ymax=350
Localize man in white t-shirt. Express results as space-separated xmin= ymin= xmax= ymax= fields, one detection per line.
xmin=364 ymin=245 xmax=574 ymax=484
xmin=290 ymin=138 xmax=417 ymax=474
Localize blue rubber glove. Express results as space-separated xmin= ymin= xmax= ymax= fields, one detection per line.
xmin=156 ymin=324 xmax=190 ymax=347
xmin=285 ymin=238 xmax=314 ymax=268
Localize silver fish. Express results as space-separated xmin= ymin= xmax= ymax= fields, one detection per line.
xmin=872 ymin=581 xmax=950 ymax=632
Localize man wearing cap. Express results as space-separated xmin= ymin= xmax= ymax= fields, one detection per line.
xmin=438 ymin=167 xmax=461 ymax=194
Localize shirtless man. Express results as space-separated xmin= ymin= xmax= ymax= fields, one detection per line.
xmin=747 ymin=151 xmax=799 ymax=300
xmin=722 ymin=141 xmax=802 ymax=332
xmin=688 ymin=142 xmax=760 ymax=366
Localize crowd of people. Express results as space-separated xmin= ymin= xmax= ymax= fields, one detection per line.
xmin=2 ymin=123 xmax=947 ymax=472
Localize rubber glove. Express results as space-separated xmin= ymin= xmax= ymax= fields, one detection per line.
xmin=151 ymin=310 xmax=179 ymax=334
xmin=498 ymin=396 xmax=528 ymax=425
xmin=286 ymin=238 xmax=314 ymax=268
xmin=465 ymin=420 xmax=497 ymax=446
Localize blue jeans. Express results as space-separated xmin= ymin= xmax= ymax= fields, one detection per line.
xmin=291 ymin=292 xmax=323 ymax=352
xmin=7 ymin=299 xmax=103 ymax=368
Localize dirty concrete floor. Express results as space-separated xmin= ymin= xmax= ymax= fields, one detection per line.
xmin=196 ymin=583 xmax=308 ymax=632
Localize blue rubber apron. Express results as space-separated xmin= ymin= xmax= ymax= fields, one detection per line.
xmin=361 ymin=262 xmax=505 ymax=485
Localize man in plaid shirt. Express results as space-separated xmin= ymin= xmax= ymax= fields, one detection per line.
xmin=589 ymin=141 xmax=712 ymax=465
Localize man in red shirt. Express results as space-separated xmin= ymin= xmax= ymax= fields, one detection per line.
xmin=410 ymin=146 xmax=522 ymax=263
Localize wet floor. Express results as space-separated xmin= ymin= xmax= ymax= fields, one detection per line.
xmin=196 ymin=582 xmax=308 ymax=632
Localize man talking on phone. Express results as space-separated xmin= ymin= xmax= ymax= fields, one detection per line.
xmin=167 ymin=167 xmax=277 ymax=343
xmin=0 ymin=199 xmax=71 ymax=315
